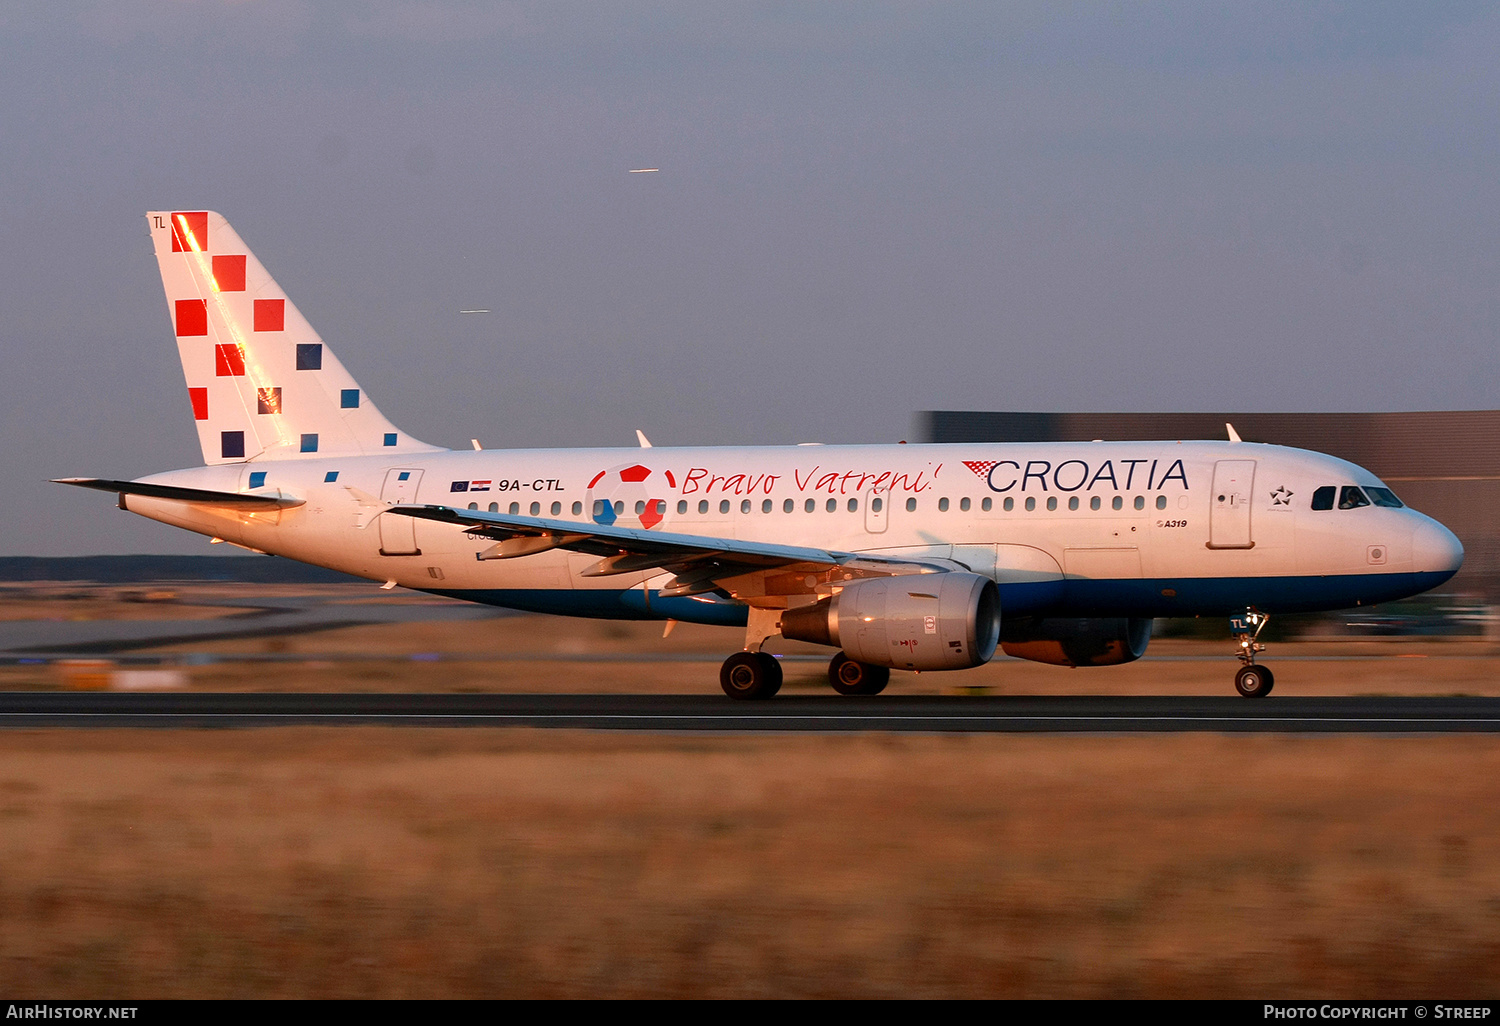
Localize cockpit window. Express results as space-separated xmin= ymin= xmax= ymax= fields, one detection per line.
xmin=1366 ymin=487 xmax=1404 ymax=508
xmin=1311 ymin=486 xmax=1335 ymax=511
xmin=1339 ymin=486 xmax=1371 ymax=510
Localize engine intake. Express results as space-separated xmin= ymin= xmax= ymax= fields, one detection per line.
xmin=780 ymin=572 xmax=1000 ymax=671
xmin=1000 ymin=617 xmax=1152 ymax=667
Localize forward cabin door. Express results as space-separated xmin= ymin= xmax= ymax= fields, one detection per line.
xmin=1208 ymin=460 xmax=1256 ymax=549
xmin=379 ymin=468 xmax=424 ymax=555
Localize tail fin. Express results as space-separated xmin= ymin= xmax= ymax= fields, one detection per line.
xmin=147 ymin=210 xmax=444 ymax=465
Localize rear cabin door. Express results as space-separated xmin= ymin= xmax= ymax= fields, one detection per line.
xmin=1208 ymin=460 xmax=1256 ymax=549
xmin=379 ymin=468 xmax=424 ymax=555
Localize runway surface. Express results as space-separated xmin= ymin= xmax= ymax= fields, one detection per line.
xmin=4 ymin=692 xmax=1500 ymax=732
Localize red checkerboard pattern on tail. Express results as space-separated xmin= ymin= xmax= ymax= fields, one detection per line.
xmin=147 ymin=211 xmax=442 ymax=466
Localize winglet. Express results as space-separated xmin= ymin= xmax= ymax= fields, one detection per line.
xmin=1226 ymin=422 xmax=1243 ymax=443
xmin=636 ymin=430 xmax=653 ymax=448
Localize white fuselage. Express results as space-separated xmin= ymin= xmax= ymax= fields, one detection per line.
xmin=120 ymin=439 xmax=1463 ymax=626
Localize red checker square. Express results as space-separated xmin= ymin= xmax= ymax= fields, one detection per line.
xmin=212 ymin=255 xmax=246 ymax=292
xmin=215 ymin=344 xmax=246 ymax=377
xmin=254 ymin=299 xmax=285 ymax=332
xmin=170 ymin=212 xmax=208 ymax=252
xmin=175 ymin=299 xmax=207 ymax=336
xmin=188 ymin=387 xmax=208 ymax=421
xmin=619 ymin=464 xmax=652 ymax=482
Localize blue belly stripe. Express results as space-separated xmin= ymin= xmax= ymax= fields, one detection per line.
xmin=428 ymin=569 xmax=1456 ymax=626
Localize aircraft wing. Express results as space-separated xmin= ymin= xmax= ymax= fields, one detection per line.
xmin=386 ymin=503 xmax=955 ymax=598
xmin=54 ymin=478 xmax=304 ymax=510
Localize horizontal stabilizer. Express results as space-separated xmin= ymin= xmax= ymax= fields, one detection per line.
xmin=53 ymin=478 xmax=304 ymax=510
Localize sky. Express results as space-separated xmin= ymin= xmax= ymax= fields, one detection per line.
xmin=3 ymin=1 xmax=1500 ymax=555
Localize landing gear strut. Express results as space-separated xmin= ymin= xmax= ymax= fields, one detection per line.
xmin=720 ymin=651 xmax=782 ymax=700
xmin=828 ymin=652 xmax=890 ymax=696
xmin=1230 ymin=609 xmax=1274 ymax=697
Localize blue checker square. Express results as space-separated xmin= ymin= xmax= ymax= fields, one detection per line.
xmin=383 ymin=433 xmax=397 ymax=446
xmin=295 ymin=343 xmax=322 ymax=370
xmin=341 ymin=389 xmax=359 ymax=409
xmin=221 ymin=431 xmax=245 ymax=459
xmin=324 ymin=471 xmax=339 ymax=483
xmin=300 ymin=433 xmax=319 ymax=453
xmin=248 ymin=471 xmax=267 ymax=489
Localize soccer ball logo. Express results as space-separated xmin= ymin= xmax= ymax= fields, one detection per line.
xmin=586 ymin=463 xmax=676 ymax=529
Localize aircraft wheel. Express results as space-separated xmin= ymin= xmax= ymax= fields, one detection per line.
xmin=828 ymin=652 xmax=891 ymax=696
xmin=721 ymin=651 xmax=783 ymax=700
xmin=1234 ymin=664 xmax=1274 ymax=698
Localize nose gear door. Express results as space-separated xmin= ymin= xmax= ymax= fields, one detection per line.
xmin=1208 ymin=460 xmax=1256 ymax=549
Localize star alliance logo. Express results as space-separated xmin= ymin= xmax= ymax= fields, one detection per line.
xmin=1270 ymin=485 xmax=1293 ymax=506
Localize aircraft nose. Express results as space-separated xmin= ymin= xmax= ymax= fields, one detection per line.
xmin=1412 ymin=519 xmax=1464 ymax=574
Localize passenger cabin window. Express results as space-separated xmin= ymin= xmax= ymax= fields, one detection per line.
xmin=960 ymin=497 xmax=971 ymax=512
xmin=720 ymin=500 xmax=731 ymax=514
xmin=1367 ymin=487 xmax=1404 ymax=508
xmin=699 ymin=500 xmax=710 ymax=514
xmin=938 ymin=497 xmax=949 ymax=512
xmin=1312 ymin=486 xmax=1335 ymax=511
xmin=677 ymin=500 xmax=688 ymax=514
xmin=572 ymin=501 xmax=583 ymax=516
xmin=982 ymin=497 xmax=993 ymax=512
xmin=906 ymin=498 xmax=917 ymax=512
xmin=1339 ymin=486 xmax=1371 ymax=510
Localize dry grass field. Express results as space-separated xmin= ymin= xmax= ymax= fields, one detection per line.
xmin=3 ymin=582 xmax=1500 ymax=996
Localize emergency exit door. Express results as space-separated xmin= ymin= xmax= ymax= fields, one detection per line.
xmin=1208 ymin=460 xmax=1256 ymax=549
xmin=379 ymin=468 xmax=423 ymax=555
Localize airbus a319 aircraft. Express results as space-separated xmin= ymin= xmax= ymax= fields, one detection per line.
xmin=59 ymin=211 xmax=1465 ymax=699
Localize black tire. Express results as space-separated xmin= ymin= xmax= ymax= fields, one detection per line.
xmin=754 ymin=651 xmax=784 ymax=698
xmin=720 ymin=651 xmax=782 ymax=700
xmin=828 ymin=652 xmax=891 ymax=696
xmin=1234 ymin=664 xmax=1273 ymax=698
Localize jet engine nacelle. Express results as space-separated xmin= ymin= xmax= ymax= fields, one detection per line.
xmin=780 ymin=572 xmax=1001 ymax=671
xmin=999 ymin=617 xmax=1152 ymax=667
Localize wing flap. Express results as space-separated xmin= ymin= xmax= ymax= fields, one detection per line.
xmin=387 ymin=503 xmax=956 ymax=599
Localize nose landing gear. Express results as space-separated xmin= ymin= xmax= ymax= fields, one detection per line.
xmin=1230 ymin=609 xmax=1274 ymax=697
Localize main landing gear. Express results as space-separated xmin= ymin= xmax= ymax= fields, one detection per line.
xmin=1230 ymin=608 xmax=1274 ymax=698
xmin=828 ymin=652 xmax=890 ymax=696
xmin=719 ymin=651 xmax=783 ymax=700
xmin=719 ymin=607 xmax=890 ymax=700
